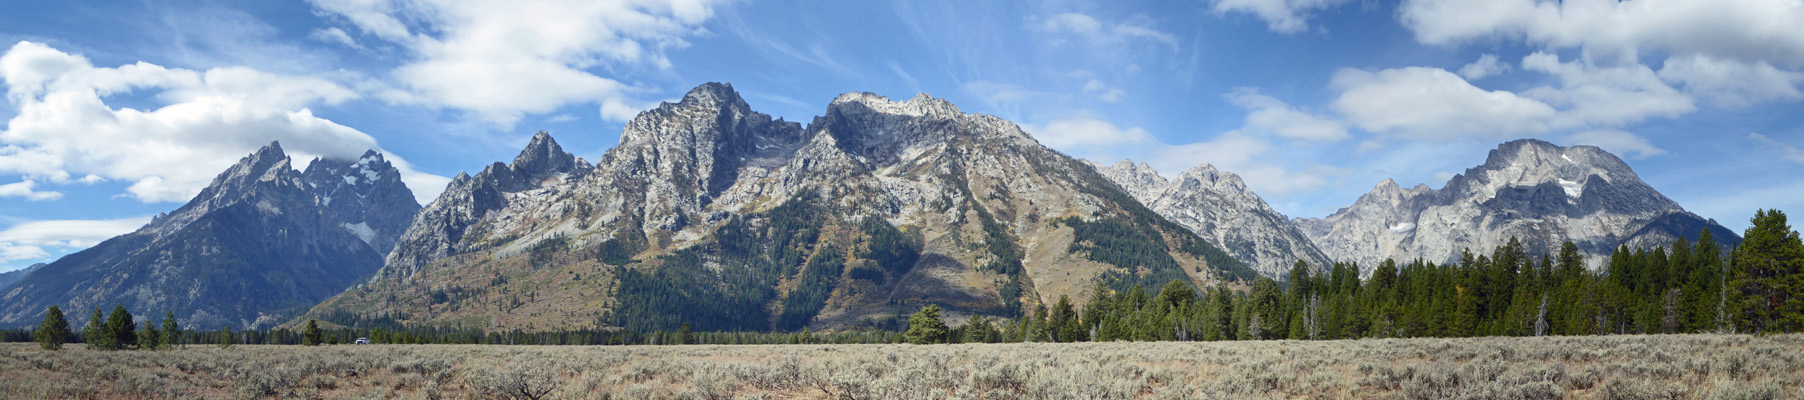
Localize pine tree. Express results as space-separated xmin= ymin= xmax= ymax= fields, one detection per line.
xmin=1250 ymin=276 xmax=1283 ymax=340
xmin=1689 ymin=229 xmax=1728 ymax=332
xmin=84 ymin=308 xmax=110 ymax=350
xmin=162 ymin=311 xmax=180 ymax=348
xmin=1733 ymin=209 xmax=1804 ymax=333
xmin=140 ymin=320 xmax=162 ymax=351
xmin=1050 ymin=294 xmax=1079 ymax=342
xmin=904 ymin=305 xmax=949 ymax=344
xmin=35 ymin=305 xmax=72 ymax=351
xmin=218 ymin=327 xmax=234 ymax=349
xmin=303 ymin=319 xmax=323 ymax=346
xmin=106 ymin=305 xmax=135 ymax=349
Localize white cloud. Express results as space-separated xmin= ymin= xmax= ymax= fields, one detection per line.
xmin=1082 ymin=79 xmax=1127 ymax=103
xmin=1399 ymin=0 xmax=1804 ymax=108
xmin=309 ymin=0 xmax=725 ymax=126
xmin=309 ymin=27 xmax=364 ymax=50
xmin=962 ymin=81 xmax=1047 ymax=115
xmin=1021 ymin=116 xmax=1157 ymax=150
xmin=1564 ymin=129 xmax=1667 ymax=159
xmin=1209 ymin=0 xmax=1352 ymax=34
xmin=1400 ymin=0 xmax=1804 ymax=66
xmin=0 ymin=216 xmax=152 ymax=262
xmin=1748 ymin=132 xmax=1804 ymax=163
xmin=1458 ymin=53 xmax=1511 ymax=80
xmin=1151 ymin=131 xmax=1344 ymax=196
xmin=1519 ymin=52 xmax=1694 ymax=128
xmin=1025 ymin=13 xmax=1177 ymax=46
xmin=1659 ymin=55 xmax=1804 ymax=106
xmin=1330 ymin=67 xmax=1558 ymax=139
xmin=0 ymin=179 xmax=60 ymax=201
xmin=1226 ymin=88 xmax=1348 ymax=141
xmin=1023 ymin=112 xmax=1344 ymax=200
xmin=0 ymin=243 xmax=47 ymax=262
xmin=0 ymin=41 xmax=449 ymax=204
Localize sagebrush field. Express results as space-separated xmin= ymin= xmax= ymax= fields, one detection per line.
xmin=3 ymin=334 xmax=1801 ymax=399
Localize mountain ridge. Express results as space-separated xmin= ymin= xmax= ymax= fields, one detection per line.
xmin=300 ymin=82 xmax=1255 ymax=333
xmin=1093 ymin=160 xmax=1335 ymax=277
xmin=1294 ymin=138 xmax=1738 ymax=273
xmin=0 ymin=143 xmax=420 ymax=329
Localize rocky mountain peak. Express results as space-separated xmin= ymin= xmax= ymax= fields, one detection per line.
xmin=678 ymin=82 xmax=752 ymax=111
xmin=1091 ymin=160 xmax=1167 ymax=200
xmin=1176 ymin=164 xmax=1247 ymax=192
xmin=1298 ymin=139 xmax=1732 ymax=273
xmin=510 ymin=131 xmax=586 ymax=177
xmin=298 ymin=148 xmax=421 ymax=256
xmin=214 ymin=141 xmax=293 ymax=187
xmin=1095 ymin=158 xmax=1334 ymax=276
xmin=0 ymin=143 xmax=416 ymax=330
xmin=827 ymin=91 xmax=963 ymax=119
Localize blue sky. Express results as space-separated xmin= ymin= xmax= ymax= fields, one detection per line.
xmin=3 ymin=0 xmax=1803 ymax=272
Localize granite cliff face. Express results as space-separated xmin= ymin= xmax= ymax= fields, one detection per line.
xmin=1294 ymin=139 xmax=1738 ymax=273
xmin=0 ymin=143 xmax=418 ymax=329
xmin=308 ymin=83 xmax=1253 ymax=333
xmin=1095 ymin=161 xmax=1334 ymax=277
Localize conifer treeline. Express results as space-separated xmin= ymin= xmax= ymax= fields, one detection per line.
xmin=924 ymin=210 xmax=1802 ymax=343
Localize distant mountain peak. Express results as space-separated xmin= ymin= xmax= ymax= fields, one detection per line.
xmin=1095 ymin=159 xmax=1333 ymax=275
xmin=828 ymin=91 xmax=962 ymax=118
xmin=1298 ymin=138 xmax=1734 ymax=272
xmin=0 ymin=143 xmax=418 ymax=330
xmin=510 ymin=130 xmax=586 ymax=177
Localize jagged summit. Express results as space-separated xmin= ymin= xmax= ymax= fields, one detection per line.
xmin=0 ymin=143 xmax=418 ymax=330
xmin=510 ymin=130 xmax=588 ymax=178
xmin=1094 ymin=159 xmax=1334 ymax=276
xmin=827 ymin=91 xmax=964 ymax=119
xmin=1296 ymin=139 xmax=1735 ymax=272
xmin=313 ymin=82 xmax=1256 ymax=333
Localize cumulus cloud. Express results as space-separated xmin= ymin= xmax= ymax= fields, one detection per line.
xmin=1519 ymin=52 xmax=1694 ymax=128
xmin=1400 ymin=0 xmax=1804 ymax=65
xmin=1658 ymin=55 xmax=1804 ymax=106
xmin=0 ymin=179 xmax=60 ymax=201
xmin=1227 ymin=88 xmax=1348 ymax=142
xmin=1151 ymin=131 xmax=1345 ymax=197
xmin=1330 ymin=67 xmax=1557 ymax=140
xmin=0 ymin=216 xmax=152 ymax=262
xmin=1398 ymin=0 xmax=1804 ymax=108
xmin=1025 ymin=13 xmax=1177 ymax=46
xmin=0 ymin=41 xmax=449 ymax=204
xmin=1330 ymin=61 xmax=1682 ymax=153
xmin=1748 ymin=132 xmax=1804 ymax=163
xmin=308 ymin=0 xmax=726 ymax=126
xmin=1022 ymin=112 xmax=1342 ymax=199
xmin=1458 ymin=53 xmax=1511 ymax=80
xmin=1564 ymin=129 xmax=1667 ymax=159
xmin=1209 ymin=0 xmax=1352 ymax=34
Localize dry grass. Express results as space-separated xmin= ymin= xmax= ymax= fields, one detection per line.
xmin=2 ymin=334 xmax=1800 ymax=399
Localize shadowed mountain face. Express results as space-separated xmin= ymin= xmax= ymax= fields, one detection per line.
xmin=1295 ymin=139 xmax=1738 ymax=273
xmin=1094 ymin=161 xmax=1335 ymax=277
xmin=305 ymin=82 xmax=1254 ymax=333
xmin=0 ymin=144 xmax=419 ymax=330
xmin=0 ymin=263 xmax=45 ymax=290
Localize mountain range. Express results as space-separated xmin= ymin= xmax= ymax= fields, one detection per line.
xmin=0 ymin=83 xmax=1738 ymax=332
xmin=300 ymin=83 xmax=1252 ymax=333
xmin=0 ymin=144 xmax=419 ymax=329
xmin=1294 ymin=139 xmax=1738 ymax=274
xmin=1093 ymin=161 xmax=1334 ymax=277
